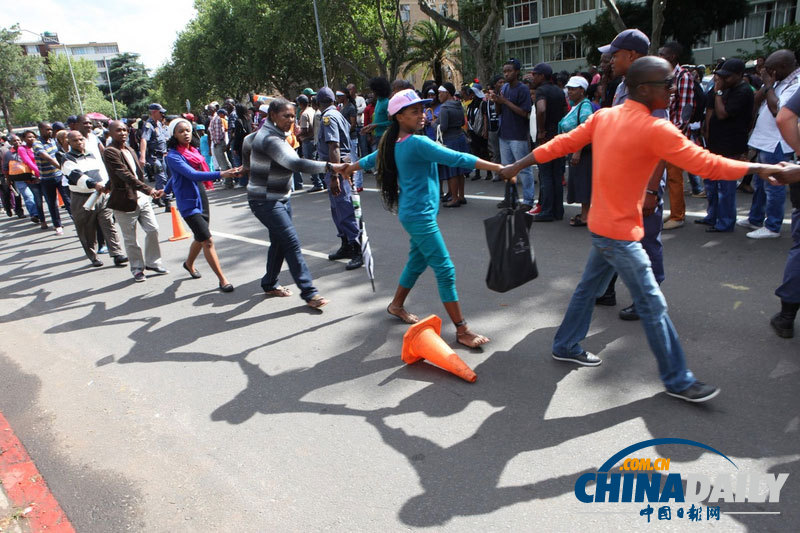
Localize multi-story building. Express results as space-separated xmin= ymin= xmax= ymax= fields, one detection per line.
xmin=19 ymin=32 xmax=120 ymax=91
xmin=501 ymin=0 xmax=799 ymax=74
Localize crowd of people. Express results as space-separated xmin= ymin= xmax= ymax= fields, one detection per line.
xmin=1 ymin=28 xmax=799 ymax=404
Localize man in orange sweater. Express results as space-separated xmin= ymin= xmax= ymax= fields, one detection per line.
xmin=501 ymin=57 xmax=790 ymax=403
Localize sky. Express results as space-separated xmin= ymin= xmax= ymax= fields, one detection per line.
xmin=1 ymin=0 xmax=197 ymax=71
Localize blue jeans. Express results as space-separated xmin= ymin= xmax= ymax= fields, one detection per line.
xmin=325 ymin=172 xmax=360 ymax=243
xmin=301 ymin=140 xmax=323 ymax=188
xmin=31 ymin=178 xmax=62 ymax=228
xmin=703 ymin=179 xmax=737 ymax=231
xmin=553 ymin=234 xmax=696 ymax=393
xmin=232 ymin=151 xmax=248 ymax=187
xmin=499 ymin=138 xmax=534 ymax=205
xmin=349 ymin=135 xmax=364 ymax=189
xmin=776 ymin=208 xmax=800 ymax=303
xmin=360 ymin=133 xmax=372 ymax=157
xmin=150 ymin=157 xmax=168 ymax=191
xmin=538 ymin=157 xmax=565 ymax=219
xmin=249 ymin=198 xmax=318 ymax=301
xmin=15 ymin=181 xmax=39 ymax=218
xmin=748 ymin=145 xmax=791 ymax=232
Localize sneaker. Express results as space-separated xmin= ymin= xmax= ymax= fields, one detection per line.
xmin=530 ymin=203 xmax=542 ymax=215
xmin=746 ymin=227 xmax=780 ymax=239
xmin=356 ymin=187 xmax=364 ymax=193
xmin=770 ymin=312 xmax=795 ymax=338
xmin=666 ymin=381 xmax=720 ymax=403
xmin=55 ymin=226 xmax=63 ymax=235
xmin=90 ymin=259 xmax=103 ymax=268
xmin=552 ymin=351 xmax=602 ymax=367
xmin=736 ymin=218 xmax=760 ymax=230
xmin=662 ymin=219 xmax=684 ymax=230
xmin=133 ymin=271 xmax=146 ymax=282
xmin=98 ymin=245 xmax=109 ymax=254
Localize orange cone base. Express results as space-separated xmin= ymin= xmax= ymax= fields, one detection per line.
xmin=168 ymin=206 xmax=191 ymax=241
xmin=401 ymin=315 xmax=477 ymax=383
xmin=56 ymin=189 xmax=65 ymax=207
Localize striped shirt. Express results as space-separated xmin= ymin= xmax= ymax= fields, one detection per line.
xmin=209 ymin=115 xmax=225 ymax=145
xmin=33 ymin=137 xmax=63 ymax=179
xmin=670 ymin=64 xmax=695 ymax=128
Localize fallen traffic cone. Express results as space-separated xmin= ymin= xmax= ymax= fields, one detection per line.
xmin=168 ymin=206 xmax=191 ymax=241
xmin=56 ymin=189 xmax=65 ymax=207
xmin=401 ymin=315 xmax=477 ymax=383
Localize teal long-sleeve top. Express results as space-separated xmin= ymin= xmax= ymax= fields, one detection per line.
xmin=359 ymin=134 xmax=478 ymax=224
xmin=371 ymin=97 xmax=391 ymax=140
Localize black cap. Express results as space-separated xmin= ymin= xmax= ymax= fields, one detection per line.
xmin=148 ymin=103 xmax=167 ymax=113
xmin=715 ymin=58 xmax=745 ymax=77
xmin=532 ymin=63 xmax=553 ymax=77
xmin=66 ymin=115 xmax=79 ymax=125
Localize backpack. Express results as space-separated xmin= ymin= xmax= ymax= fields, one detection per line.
xmin=680 ymin=68 xmax=707 ymax=123
xmin=468 ymin=102 xmax=484 ymax=134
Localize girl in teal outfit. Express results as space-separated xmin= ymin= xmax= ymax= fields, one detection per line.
xmin=344 ymin=89 xmax=502 ymax=348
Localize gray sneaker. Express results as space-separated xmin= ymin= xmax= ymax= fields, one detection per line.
xmin=666 ymin=381 xmax=720 ymax=403
xmin=133 ymin=271 xmax=146 ymax=283
xmin=552 ymin=351 xmax=602 ymax=367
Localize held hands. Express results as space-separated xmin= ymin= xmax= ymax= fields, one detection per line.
xmin=762 ymin=162 xmax=800 ymax=185
xmin=498 ymin=164 xmax=518 ymax=183
xmin=220 ymin=166 xmax=243 ymax=179
xmin=151 ymin=189 xmax=165 ymax=199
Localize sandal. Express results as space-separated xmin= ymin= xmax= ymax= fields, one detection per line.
xmin=387 ymin=305 xmax=420 ymax=324
xmin=456 ymin=325 xmax=490 ymax=348
xmin=306 ymin=294 xmax=329 ymax=309
xmin=569 ymin=215 xmax=587 ymax=227
xmin=264 ymin=286 xmax=293 ymax=297
xmin=183 ymin=262 xmax=202 ymax=279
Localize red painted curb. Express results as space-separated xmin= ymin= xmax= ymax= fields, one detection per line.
xmin=0 ymin=412 xmax=75 ymax=532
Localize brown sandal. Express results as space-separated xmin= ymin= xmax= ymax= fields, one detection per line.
xmin=456 ymin=325 xmax=490 ymax=348
xmin=306 ymin=294 xmax=329 ymax=309
xmin=265 ymin=286 xmax=293 ymax=297
xmin=387 ymin=305 xmax=420 ymax=324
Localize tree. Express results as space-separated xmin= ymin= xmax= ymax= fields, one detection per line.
xmin=748 ymin=24 xmax=800 ymax=62
xmin=582 ymin=1 xmax=750 ymax=65
xmin=0 ymin=25 xmax=46 ymax=131
xmin=103 ymin=52 xmax=152 ymax=117
xmin=340 ymin=0 xmax=411 ymax=81
xmin=404 ymin=21 xmax=459 ymax=84
xmin=417 ymin=0 xmax=503 ymax=85
xmin=46 ymin=54 xmax=121 ymax=119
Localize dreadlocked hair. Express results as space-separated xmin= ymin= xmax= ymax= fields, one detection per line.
xmin=375 ymin=118 xmax=401 ymax=212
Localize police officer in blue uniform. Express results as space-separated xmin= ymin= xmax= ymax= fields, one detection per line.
xmin=139 ymin=103 xmax=171 ymax=211
xmin=316 ymin=87 xmax=362 ymax=270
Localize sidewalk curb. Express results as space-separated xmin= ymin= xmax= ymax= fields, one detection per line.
xmin=0 ymin=412 xmax=74 ymax=532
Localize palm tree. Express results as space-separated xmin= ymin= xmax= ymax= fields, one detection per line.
xmin=403 ymin=21 xmax=459 ymax=84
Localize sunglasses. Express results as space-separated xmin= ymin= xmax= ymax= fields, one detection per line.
xmin=641 ymin=75 xmax=675 ymax=89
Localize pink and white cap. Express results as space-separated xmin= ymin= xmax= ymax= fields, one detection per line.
xmin=388 ymin=89 xmax=432 ymax=116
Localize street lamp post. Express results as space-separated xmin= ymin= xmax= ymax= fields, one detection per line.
xmin=103 ymin=56 xmax=118 ymax=119
xmin=19 ymin=28 xmax=84 ymax=114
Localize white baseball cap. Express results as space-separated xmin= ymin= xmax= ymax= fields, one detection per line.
xmin=565 ymin=76 xmax=589 ymax=91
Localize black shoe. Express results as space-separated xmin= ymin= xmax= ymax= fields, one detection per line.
xmin=619 ymin=304 xmax=639 ymax=321
xmin=532 ymin=214 xmax=554 ymax=222
xmin=345 ymin=255 xmax=363 ymax=270
xmin=694 ymin=219 xmax=714 ymax=226
xmin=496 ymin=199 xmax=512 ymax=208
xmin=705 ymin=227 xmax=728 ymax=233
xmin=90 ymin=259 xmax=103 ymax=268
xmin=518 ymin=204 xmax=533 ymax=211
xmin=770 ymin=312 xmax=795 ymax=338
xmin=219 ymin=283 xmax=234 ymax=293
xmin=471 ymin=173 xmax=481 ymax=181
xmin=552 ymin=351 xmax=602 ymax=367
xmin=442 ymin=193 xmax=452 ymax=203
xmin=666 ymin=381 xmax=720 ymax=403
xmin=16 ymin=212 xmax=25 ymax=219
xmin=113 ymin=255 xmax=129 ymax=266
xmin=328 ymin=238 xmax=349 ymax=261
xmin=459 ymin=198 xmax=467 ymax=205
xmin=145 ymin=265 xmax=169 ymax=274
xmin=31 ymin=216 xmax=40 ymax=224
xmin=182 ymin=261 xmax=201 ymax=278
xmin=595 ymin=294 xmax=617 ymax=306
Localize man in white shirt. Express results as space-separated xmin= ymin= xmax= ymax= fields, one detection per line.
xmin=738 ymin=49 xmax=800 ymax=239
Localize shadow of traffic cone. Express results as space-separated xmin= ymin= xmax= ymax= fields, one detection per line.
xmin=168 ymin=206 xmax=191 ymax=241
xmin=56 ymin=189 xmax=65 ymax=208
xmin=401 ymin=315 xmax=477 ymax=383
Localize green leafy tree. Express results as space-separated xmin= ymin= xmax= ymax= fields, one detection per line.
xmin=103 ymin=52 xmax=152 ymax=117
xmin=0 ymin=25 xmax=47 ymax=130
xmin=582 ymin=1 xmax=751 ymax=66
xmin=404 ymin=21 xmax=459 ymax=84
xmin=748 ymin=24 xmax=800 ymax=61
xmin=46 ymin=54 xmax=122 ymax=120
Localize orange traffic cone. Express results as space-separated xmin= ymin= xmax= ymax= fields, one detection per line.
xmin=56 ymin=189 xmax=65 ymax=208
xmin=401 ymin=315 xmax=477 ymax=383
xmin=168 ymin=206 xmax=191 ymax=241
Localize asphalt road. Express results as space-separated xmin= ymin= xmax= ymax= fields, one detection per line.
xmin=0 ymin=173 xmax=798 ymax=532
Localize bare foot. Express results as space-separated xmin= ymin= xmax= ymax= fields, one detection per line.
xmin=456 ymin=326 xmax=489 ymax=348
xmin=387 ymin=304 xmax=419 ymax=324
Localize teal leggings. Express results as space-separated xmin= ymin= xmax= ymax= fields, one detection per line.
xmin=399 ymin=219 xmax=457 ymax=302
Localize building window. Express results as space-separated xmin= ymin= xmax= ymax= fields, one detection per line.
xmin=94 ymin=45 xmax=119 ymax=54
xmin=25 ymin=45 xmax=40 ymax=55
xmin=542 ymin=32 xmax=583 ymax=61
xmin=70 ymin=47 xmax=91 ymax=55
xmin=400 ymin=4 xmax=411 ymax=22
xmin=717 ymin=1 xmax=797 ymax=42
xmin=507 ymin=1 xmax=538 ymax=28
xmin=507 ymin=39 xmax=539 ymax=70
xmin=543 ymin=0 xmax=598 ymax=19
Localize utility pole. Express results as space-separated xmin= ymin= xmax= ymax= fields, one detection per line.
xmin=311 ymin=0 xmax=329 ymax=87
